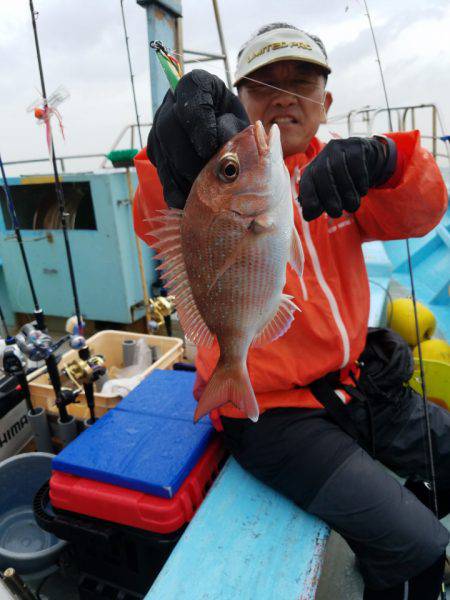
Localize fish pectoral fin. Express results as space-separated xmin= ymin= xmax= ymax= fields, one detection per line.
xmin=194 ymin=362 xmax=259 ymax=423
xmin=251 ymin=294 xmax=299 ymax=348
xmin=288 ymin=227 xmax=305 ymax=279
xmin=151 ymin=209 xmax=214 ymax=348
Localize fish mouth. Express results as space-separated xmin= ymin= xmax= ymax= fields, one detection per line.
xmin=254 ymin=120 xmax=281 ymax=156
xmin=254 ymin=120 xmax=269 ymax=155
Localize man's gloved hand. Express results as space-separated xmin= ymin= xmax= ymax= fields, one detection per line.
xmin=147 ymin=69 xmax=250 ymax=209
xmin=299 ymin=136 xmax=397 ymax=221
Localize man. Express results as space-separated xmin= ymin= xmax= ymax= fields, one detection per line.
xmin=134 ymin=23 xmax=449 ymax=599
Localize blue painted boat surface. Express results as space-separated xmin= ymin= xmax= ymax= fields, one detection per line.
xmin=364 ymin=240 xmax=393 ymax=327
xmin=145 ymin=458 xmax=329 ymax=600
xmin=382 ymin=169 xmax=449 ymax=339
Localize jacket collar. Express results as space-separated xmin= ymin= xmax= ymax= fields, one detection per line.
xmin=284 ymin=137 xmax=323 ymax=175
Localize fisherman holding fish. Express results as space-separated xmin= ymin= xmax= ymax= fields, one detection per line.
xmin=134 ymin=23 xmax=449 ymax=600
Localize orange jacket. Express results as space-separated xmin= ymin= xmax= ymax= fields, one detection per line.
xmin=133 ymin=130 xmax=447 ymax=420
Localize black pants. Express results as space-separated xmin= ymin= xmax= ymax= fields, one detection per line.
xmin=221 ymin=388 xmax=450 ymax=590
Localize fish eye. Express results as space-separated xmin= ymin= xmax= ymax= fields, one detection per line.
xmin=217 ymin=153 xmax=239 ymax=183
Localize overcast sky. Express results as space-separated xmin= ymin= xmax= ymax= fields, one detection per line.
xmin=1 ymin=0 xmax=449 ymax=176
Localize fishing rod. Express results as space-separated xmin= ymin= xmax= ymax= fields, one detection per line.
xmin=120 ymin=0 xmax=143 ymax=148
xmin=363 ymin=1 xmax=446 ymax=598
xmin=0 ymin=155 xmax=58 ymax=450
xmin=0 ymin=153 xmax=45 ymax=332
xmin=0 ymin=302 xmax=9 ymax=339
xmin=1 ymin=568 xmax=37 ymax=600
xmin=28 ymin=0 xmax=105 ymax=429
xmin=1 ymin=151 xmax=69 ymax=396
xmin=29 ymin=0 xmax=82 ymax=334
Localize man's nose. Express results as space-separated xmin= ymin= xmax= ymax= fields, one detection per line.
xmin=271 ymin=90 xmax=297 ymax=108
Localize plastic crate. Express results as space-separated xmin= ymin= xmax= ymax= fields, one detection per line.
xmin=50 ymin=436 xmax=226 ymax=532
xmin=29 ymin=330 xmax=183 ymax=421
xmin=34 ymin=482 xmax=184 ymax=596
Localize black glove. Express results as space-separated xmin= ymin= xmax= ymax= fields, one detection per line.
xmin=147 ymin=69 xmax=250 ymax=209
xmin=299 ymin=136 xmax=397 ymax=221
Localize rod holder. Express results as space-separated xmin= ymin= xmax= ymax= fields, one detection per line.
xmin=122 ymin=339 xmax=136 ymax=367
xmin=95 ymin=372 xmax=109 ymax=392
xmin=27 ymin=406 xmax=53 ymax=453
xmin=56 ymin=416 xmax=77 ymax=447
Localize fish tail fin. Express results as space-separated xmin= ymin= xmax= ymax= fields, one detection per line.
xmin=194 ymin=362 xmax=259 ymax=423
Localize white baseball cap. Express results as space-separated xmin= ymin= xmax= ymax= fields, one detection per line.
xmin=234 ymin=27 xmax=331 ymax=86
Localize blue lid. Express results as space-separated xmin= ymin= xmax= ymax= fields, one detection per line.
xmin=52 ymin=409 xmax=213 ymax=498
xmin=116 ymin=369 xmax=209 ymax=424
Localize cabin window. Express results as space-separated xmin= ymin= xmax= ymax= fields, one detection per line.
xmin=0 ymin=181 xmax=97 ymax=230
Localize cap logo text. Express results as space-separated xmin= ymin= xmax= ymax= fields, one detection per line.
xmin=247 ymin=40 xmax=313 ymax=64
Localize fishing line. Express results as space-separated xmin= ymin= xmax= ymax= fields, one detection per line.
xmin=120 ymin=0 xmax=144 ymax=148
xmin=362 ymin=2 xmax=446 ymax=598
xmin=167 ymin=47 xmax=327 ymax=107
xmin=362 ymin=0 xmax=393 ymax=131
xmin=161 ymin=45 xmax=333 ymax=133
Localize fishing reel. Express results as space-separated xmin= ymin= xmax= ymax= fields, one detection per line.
xmin=2 ymin=339 xmax=35 ymax=414
xmin=148 ymin=295 xmax=176 ymax=332
xmin=63 ymin=354 xmax=106 ymax=389
xmin=15 ymin=323 xmax=68 ymax=363
xmin=3 ymin=339 xmax=27 ymax=376
xmin=65 ymin=314 xmax=87 ymax=351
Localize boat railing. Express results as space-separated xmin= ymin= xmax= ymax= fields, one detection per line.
xmin=347 ymin=103 xmax=450 ymax=164
xmin=3 ymin=122 xmax=152 ymax=175
xmin=98 ymin=122 xmax=152 ymax=169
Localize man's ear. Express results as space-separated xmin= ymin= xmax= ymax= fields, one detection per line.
xmin=320 ymin=91 xmax=333 ymax=124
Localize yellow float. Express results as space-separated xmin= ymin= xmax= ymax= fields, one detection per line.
xmin=387 ymin=298 xmax=436 ymax=346
xmin=409 ymin=339 xmax=450 ymax=411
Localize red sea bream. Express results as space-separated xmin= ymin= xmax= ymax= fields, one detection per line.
xmin=151 ymin=121 xmax=304 ymax=422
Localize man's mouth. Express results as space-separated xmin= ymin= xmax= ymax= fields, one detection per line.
xmin=270 ymin=115 xmax=298 ymax=125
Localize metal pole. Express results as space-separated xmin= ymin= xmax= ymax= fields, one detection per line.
xmin=136 ymin=0 xmax=182 ymax=117
xmin=120 ymin=0 xmax=144 ymax=148
xmin=176 ymin=17 xmax=184 ymax=73
xmin=126 ymin=169 xmax=152 ymax=331
xmin=211 ymin=0 xmax=233 ymax=89
xmin=432 ymin=106 xmax=437 ymax=159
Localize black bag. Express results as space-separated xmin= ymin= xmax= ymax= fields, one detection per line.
xmin=310 ymin=327 xmax=415 ymax=455
xmin=357 ymin=327 xmax=415 ymax=400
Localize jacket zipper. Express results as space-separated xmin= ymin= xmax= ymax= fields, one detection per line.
xmin=291 ymin=167 xmax=350 ymax=368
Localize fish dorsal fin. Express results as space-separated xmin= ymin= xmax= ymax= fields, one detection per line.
xmin=251 ymin=294 xmax=299 ymax=348
xmin=150 ymin=209 xmax=214 ymax=348
xmin=289 ymin=226 xmax=304 ymax=279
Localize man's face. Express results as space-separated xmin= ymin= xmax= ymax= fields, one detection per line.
xmin=238 ymin=60 xmax=333 ymax=157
